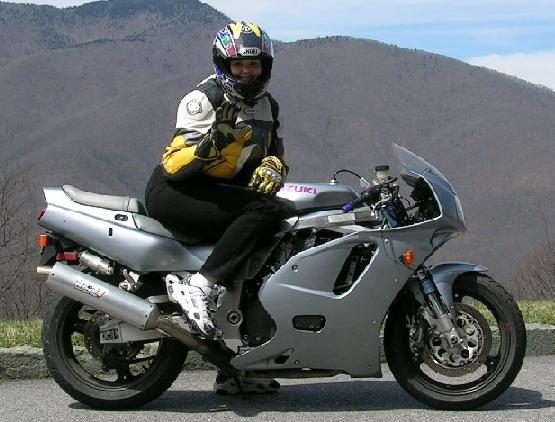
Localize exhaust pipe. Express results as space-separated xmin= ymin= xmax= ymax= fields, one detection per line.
xmin=157 ymin=317 xmax=239 ymax=377
xmin=38 ymin=263 xmax=238 ymax=375
xmin=40 ymin=262 xmax=159 ymax=330
xmin=37 ymin=266 xmax=52 ymax=283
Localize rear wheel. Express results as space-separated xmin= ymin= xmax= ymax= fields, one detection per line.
xmin=43 ymin=295 xmax=188 ymax=409
xmin=384 ymin=274 xmax=526 ymax=410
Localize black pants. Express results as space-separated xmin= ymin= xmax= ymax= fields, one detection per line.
xmin=145 ymin=166 xmax=290 ymax=286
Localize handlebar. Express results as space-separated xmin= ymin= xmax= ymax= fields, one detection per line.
xmin=342 ymin=185 xmax=381 ymax=213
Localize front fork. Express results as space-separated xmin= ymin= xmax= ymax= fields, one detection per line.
xmin=414 ymin=266 xmax=464 ymax=351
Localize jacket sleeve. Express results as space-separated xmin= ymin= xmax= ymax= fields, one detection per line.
xmin=161 ymin=90 xmax=219 ymax=182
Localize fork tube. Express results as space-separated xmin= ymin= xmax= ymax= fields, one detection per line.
xmin=415 ymin=266 xmax=462 ymax=347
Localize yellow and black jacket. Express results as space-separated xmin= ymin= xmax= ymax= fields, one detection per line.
xmin=161 ymin=75 xmax=285 ymax=186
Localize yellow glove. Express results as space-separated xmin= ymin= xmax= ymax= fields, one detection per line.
xmin=248 ymin=156 xmax=286 ymax=195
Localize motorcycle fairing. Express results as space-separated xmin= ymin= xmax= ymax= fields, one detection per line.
xmin=230 ymin=145 xmax=473 ymax=377
xmin=230 ymin=224 xmax=439 ymax=377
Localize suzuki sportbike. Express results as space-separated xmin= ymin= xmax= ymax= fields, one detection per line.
xmin=37 ymin=144 xmax=526 ymax=410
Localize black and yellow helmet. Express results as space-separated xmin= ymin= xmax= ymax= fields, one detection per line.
xmin=212 ymin=21 xmax=274 ymax=101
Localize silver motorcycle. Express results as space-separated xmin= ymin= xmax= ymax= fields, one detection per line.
xmin=37 ymin=144 xmax=526 ymax=410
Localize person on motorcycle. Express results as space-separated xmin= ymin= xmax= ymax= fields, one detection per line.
xmin=144 ymin=21 xmax=289 ymax=393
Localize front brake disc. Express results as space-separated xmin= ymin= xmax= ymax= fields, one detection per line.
xmin=421 ymin=303 xmax=492 ymax=377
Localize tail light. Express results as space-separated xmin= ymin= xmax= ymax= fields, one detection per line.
xmin=37 ymin=208 xmax=46 ymax=220
xmin=56 ymin=252 xmax=79 ymax=263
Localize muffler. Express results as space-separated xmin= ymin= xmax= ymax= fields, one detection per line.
xmin=38 ymin=263 xmax=238 ymax=376
xmin=40 ymin=262 xmax=159 ymax=330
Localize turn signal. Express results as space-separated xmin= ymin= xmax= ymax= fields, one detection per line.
xmin=401 ymin=250 xmax=415 ymax=266
xmin=38 ymin=234 xmax=49 ymax=248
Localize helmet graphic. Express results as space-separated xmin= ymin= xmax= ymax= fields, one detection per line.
xmin=212 ymin=21 xmax=274 ymax=101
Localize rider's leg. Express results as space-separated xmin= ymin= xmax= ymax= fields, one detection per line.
xmin=146 ymin=175 xmax=291 ymax=338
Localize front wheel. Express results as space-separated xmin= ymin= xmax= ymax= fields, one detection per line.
xmin=43 ymin=295 xmax=189 ymax=409
xmin=384 ymin=274 xmax=526 ymax=410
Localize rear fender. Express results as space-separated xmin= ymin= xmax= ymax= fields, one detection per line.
xmin=429 ymin=262 xmax=488 ymax=307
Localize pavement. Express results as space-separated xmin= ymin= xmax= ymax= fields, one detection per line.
xmin=1 ymin=323 xmax=553 ymax=380
xmin=1 ymin=356 xmax=554 ymax=421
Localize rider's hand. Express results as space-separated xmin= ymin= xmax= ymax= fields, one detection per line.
xmin=210 ymin=102 xmax=252 ymax=150
xmin=248 ymin=156 xmax=286 ymax=195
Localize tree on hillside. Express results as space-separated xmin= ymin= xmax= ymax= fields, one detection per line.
xmin=0 ymin=171 xmax=45 ymax=319
xmin=512 ymin=237 xmax=555 ymax=300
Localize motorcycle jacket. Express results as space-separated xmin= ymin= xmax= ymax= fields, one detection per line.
xmin=161 ymin=75 xmax=285 ymax=186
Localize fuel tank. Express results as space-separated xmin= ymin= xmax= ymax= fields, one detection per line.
xmin=276 ymin=182 xmax=357 ymax=213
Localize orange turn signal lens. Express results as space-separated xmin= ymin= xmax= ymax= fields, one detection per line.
xmin=401 ymin=250 xmax=415 ymax=266
xmin=38 ymin=234 xmax=49 ymax=248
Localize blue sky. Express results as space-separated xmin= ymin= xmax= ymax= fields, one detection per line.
xmin=6 ymin=0 xmax=555 ymax=90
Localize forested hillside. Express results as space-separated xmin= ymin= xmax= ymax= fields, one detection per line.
xmin=1 ymin=0 xmax=554 ymax=315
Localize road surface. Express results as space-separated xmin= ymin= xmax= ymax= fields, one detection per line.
xmin=1 ymin=356 xmax=553 ymax=421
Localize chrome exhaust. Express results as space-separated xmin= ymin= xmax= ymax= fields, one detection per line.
xmin=41 ymin=262 xmax=159 ymax=330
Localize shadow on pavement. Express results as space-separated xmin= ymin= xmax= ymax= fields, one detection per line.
xmin=69 ymin=381 xmax=555 ymax=416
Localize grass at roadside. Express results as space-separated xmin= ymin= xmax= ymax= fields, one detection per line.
xmin=0 ymin=319 xmax=43 ymax=348
xmin=0 ymin=300 xmax=553 ymax=348
xmin=518 ymin=300 xmax=555 ymax=325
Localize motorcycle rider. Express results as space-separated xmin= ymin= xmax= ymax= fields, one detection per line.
xmin=144 ymin=21 xmax=288 ymax=393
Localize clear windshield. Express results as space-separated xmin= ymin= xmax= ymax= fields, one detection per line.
xmin=393 ymin=144 xmax=466 ymax=230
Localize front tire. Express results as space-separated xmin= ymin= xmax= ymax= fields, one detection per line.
xmin=43 ymin=295 xmax=188 ymax=409
xmin=384 ymin=274 xmax=526 ymax=410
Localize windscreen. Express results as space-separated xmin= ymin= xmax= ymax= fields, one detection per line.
xmin=394 ymin=144 xmax=456 ymax=195
xmin=393 ymin=144 xmax=465 ymax=228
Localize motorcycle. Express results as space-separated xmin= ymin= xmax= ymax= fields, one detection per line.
xmin=36 ymin=144 xmax=526 ymax=410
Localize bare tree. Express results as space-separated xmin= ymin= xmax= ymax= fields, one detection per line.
xmin=0 ymin=170 xmax=45 ymax=319
xmin=512 ymin=237 xmax=555 ymax=300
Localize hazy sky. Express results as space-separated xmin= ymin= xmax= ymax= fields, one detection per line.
xmin=5 ymin=0 xmax=555 ymax=90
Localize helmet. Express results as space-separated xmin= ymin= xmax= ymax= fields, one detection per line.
xmin=212 ymin=21 xmax=274 ymax=102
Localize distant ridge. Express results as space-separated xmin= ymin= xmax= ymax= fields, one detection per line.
xmin=1 ymin=0 xmax=554 ymax=285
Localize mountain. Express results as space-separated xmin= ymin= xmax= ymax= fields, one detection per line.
xmin=1 ymin=0 xmax=554 ymax=288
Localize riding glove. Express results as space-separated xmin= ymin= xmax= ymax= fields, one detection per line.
xmin=248 ymin=156 xmax=287 ymax=195
xmin=195 ymin=102 xmax=252 ymax=161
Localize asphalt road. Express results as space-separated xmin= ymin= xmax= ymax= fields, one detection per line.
xmin=1 ymin=356 xmax=553 ymax=422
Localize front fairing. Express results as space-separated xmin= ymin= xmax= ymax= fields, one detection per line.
xmin=394 ymin=144 xmax=466 ymax=240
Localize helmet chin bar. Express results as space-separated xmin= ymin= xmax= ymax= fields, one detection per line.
xmin=215 ymin=68 xmax=269 ymax=103
xmin=235 ymin=79 xmax=267 ymax=102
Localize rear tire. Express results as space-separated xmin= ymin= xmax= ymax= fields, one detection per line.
xmin=43 ymin=295 xmax=188 ymax=409
xmin=384 ymin=274 xmax=526 ymax=410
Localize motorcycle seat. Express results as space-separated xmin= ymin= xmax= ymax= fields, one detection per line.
xmin=63 ymin=185 xmax=147 ymax=215
xmin=62 ymin=185 xmax=205 ymax=245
